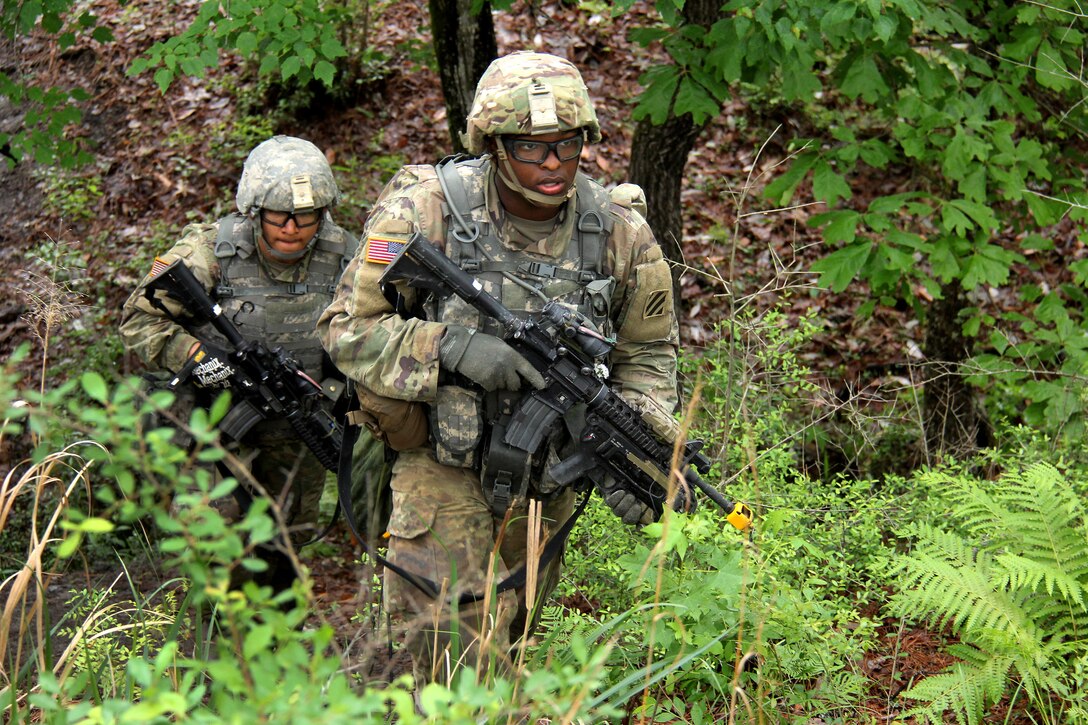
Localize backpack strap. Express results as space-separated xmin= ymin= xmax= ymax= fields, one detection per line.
xmin=574 ymin=175 xmax=615 ymax=282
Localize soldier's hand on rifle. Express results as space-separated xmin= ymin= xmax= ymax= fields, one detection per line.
xmin=185 ymin=342 xmax=235 ymax=390
xmin=596 ymin=476 xmax=656 ymax=526
xmin=439 ymin=325 xmax=545 ymax=392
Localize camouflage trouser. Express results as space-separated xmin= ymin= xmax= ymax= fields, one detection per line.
xmin=382 ymin=447 xmax=575 ymax=685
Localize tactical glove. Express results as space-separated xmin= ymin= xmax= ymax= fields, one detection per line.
xmin=439 ymin=325 xmax=545 ymax=392
xmin=596 ymin=476 xmax=656 ymax=527
xmin=186 ymin=342 xmax=235 ymax=390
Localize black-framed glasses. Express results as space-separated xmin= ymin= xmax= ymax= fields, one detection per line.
xmin=502 ymin=134 xmax=584 ymax=164
xmin=260 ymin=208 xmax=322 ymax=228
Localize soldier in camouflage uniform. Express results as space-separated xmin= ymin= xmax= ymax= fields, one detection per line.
xmin=318 ymin=51 xmax=681 ymax=683
xmin=121 ymin=135 xmax=357 ymax=593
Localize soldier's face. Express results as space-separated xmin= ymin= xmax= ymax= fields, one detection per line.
xmin=258 ymin=211 xmax=321 ymax=261
xmin=501 ymin=131 xmax=580 ymax=195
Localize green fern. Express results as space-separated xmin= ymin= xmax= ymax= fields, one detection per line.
xmin=888 ymin=463 xmax=1088 ymax=724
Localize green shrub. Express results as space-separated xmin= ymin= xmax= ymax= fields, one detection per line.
xmin=888 ymin=462 xmax=1088 ymax=724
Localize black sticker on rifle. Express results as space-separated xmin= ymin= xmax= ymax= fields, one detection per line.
xmin=644 ymin=289 xmax=669 ymax=318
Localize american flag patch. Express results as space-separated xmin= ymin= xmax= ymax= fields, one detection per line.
xmin=149 ymin=256 xmax=170 ymax=279
xmin=365 ymin=235 xmax=406 ymax=265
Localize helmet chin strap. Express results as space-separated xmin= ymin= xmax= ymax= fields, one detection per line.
xmin=495 ymin=147 xmax=574 ymax=209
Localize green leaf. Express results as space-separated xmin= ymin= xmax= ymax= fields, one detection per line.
xmin=960 ymin=244 xmax=1017 ymax=289
xmin=236 ymin=31 xmax=258 ymax=56
xmin=873 ymin=14 xmax=897 ymax=42
xmin=154 ymin=68 xmax=174 ymax=93
xmin=812 ymin=159 xmax=852 ymax=207
xmin=634 ymin=65 xmax=680 ymax=124
xmin=20 ymin=2 xmax=43 ymax=32
xmin=839 ymin=53 xmax=889 ymax=103
xmin=811 ymin=242 xmax=873 ymax=292
xmin=781 ymin=59 xmax=822 ymax=101
xmin=810 ymin=210 xmax=860 ymax=243
xmin=948 ymin=199 xmax=997 ymax=233
xmin=1035 ymin=40 xmax=1073 ymax=91
xmin=940 ymin=205 xmax=973 ymax=236
xmin=674 ymin=75 xmax=720 ymax=125
xmin=57 ymin=532 xmax=82 ymax=558
xmin=959 ymin=166 xmax=987 ymax=203
xmin=81 ymin=372 xmax=108 ymax=403
xmin=243 ymin=624 xmax=274 ymax=659
xmin=208 ymin=391 xmax=232 ymax=424
xmin=74 ymin=517 xmax=115 ymax=534
xmin=41 ymin=12 xmax=63 ymax=34
xmin=319 ymin=37 xmax=346 ymax=60
xmin=280 ymin=55 xmax=302 ymax=80
xmin=314 ymin=60 xmax=335 ymax=87
xmin=942 ymin=128 xmax=989 ymax=182
xmin=1003 ymin=25 xmax=1041 ymax=62
xmin=858 ymin=138 xmax=894 ymax=167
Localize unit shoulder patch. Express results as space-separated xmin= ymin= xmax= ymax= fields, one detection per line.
xmin=643 ymin=288 xmax=669 ymax=319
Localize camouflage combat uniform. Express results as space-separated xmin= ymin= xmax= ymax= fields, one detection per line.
xmin=321 ymin=166 xmax=678 ymax=686
xmin=122 ymin=214 xmax=355 ymax=523
xmin=121 ymin=136 xmax=357 ymax=591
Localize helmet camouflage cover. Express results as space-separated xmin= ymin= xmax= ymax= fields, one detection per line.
xmin=462 ymin=51 xmax=602 ymax=155
xmin=235 ymin=135 xmax=341 ymax=216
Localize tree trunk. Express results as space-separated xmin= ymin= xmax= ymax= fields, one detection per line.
xmin=628 ymin=115 xmax=702 ymax=269
xmin=428 ymin=0 xmax=497 ymax=154
xmin=922 ymin=279 xmax=993 ymax=461
xmin=627 ymin=0 xmax=719 ymax=293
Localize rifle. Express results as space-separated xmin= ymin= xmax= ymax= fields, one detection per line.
xmin=142 ymin=257 xmax=342 ymax=472
xmin=379 ymin=233 xmax=752 ymax=531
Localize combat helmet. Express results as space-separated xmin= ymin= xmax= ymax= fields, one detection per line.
xmin=236 ymin=135 xmax=340 ymax=217
xmin=462 ymin=51 xmax=601 ymax=155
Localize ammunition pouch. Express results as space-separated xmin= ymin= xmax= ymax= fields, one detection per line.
xmin=430 ymin=384 xmax=482 ymax=467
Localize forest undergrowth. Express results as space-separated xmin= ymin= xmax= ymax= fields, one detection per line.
xmin=4 ymin=0 xmax=1088 ymax=723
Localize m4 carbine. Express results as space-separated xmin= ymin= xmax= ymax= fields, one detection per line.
xmin=143 ymin=257 xmax=342 ymax=471
xmin=379 ymin=233 xmax=751 ymax=531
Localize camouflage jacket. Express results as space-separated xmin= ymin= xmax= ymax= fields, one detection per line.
xmin=317 ymin=158 xmax=680 ymax=414
xmin=121 ymin=214 xmax=356 ymax=377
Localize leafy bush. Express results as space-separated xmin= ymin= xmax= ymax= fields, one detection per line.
xmin=129 ymin=0 xmax=347 ymax=93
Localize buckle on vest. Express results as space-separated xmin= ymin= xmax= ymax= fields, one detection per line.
xmin=217 ymin=285 xmax=235 ymax=297
xmin=286 ymin=283 xmax=307 ymax=295
xmin=578 ymin=270 xmax=597 ymax=284
xmin=490 ymin=477 xmax=513 ymax=517
xmin=461 ymin=259 xmax=481 ymax=273
xmin=521 ymin=261 xmax=557 ymax=278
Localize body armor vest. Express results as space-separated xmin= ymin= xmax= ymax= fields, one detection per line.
xmin=426 ymin=157 xmax=622 ymax=512
xmin=196 ymin=213 xmax=357 ymax=375
xmin=426 ymin=157 xmax=617 ymax=339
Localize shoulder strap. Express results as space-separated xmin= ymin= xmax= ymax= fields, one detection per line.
xmin=574 ymin=175 xmax=615 ymax=280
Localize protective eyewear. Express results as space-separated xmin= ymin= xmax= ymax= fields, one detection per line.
xmin=260 ymin=208 xmax=322 ymax=228
xmin=502 ymin=135 xmax=584 ymax=164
